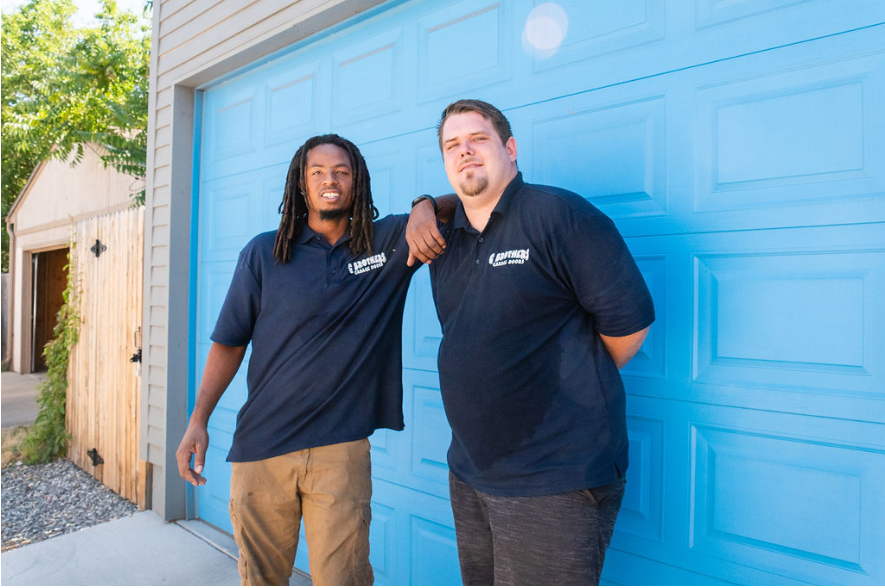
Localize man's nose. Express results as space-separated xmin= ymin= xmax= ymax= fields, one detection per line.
xmin=459 ymin=141 xmax=475 ymax=157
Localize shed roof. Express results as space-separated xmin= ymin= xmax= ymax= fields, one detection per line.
xmin=7 ymin=144 xmax=141 ymax=234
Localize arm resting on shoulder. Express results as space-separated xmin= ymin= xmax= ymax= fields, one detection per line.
xmin=600 ymin=326 xmax=650 ymax=370
xmin=406 ymin=194 xmax=458 ymax=266
xmin=175 ymin=342 xmax=247 ymax=486
xmin=434 ymin=194 xmax=458 ymax=224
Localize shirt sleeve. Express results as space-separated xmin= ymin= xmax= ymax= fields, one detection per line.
xmin=556 ymin=210 xmax=655 ymax=337
xmin=380 ymin=213 xmax=424 ymax=277
xmin=210 ymin=246 xmax=262 ymax=346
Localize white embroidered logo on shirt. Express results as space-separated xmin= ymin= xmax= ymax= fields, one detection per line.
xmin=348 ymin=252 xmax=387 ymax=275
xmin=488 ymin=248 xmax=530 ymax=267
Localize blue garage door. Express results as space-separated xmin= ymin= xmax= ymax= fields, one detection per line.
xmin=192 ymin=1 xmax=885 ymax=584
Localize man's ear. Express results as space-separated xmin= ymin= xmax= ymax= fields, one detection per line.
xmin=506 ymin=136 xmax=517 ymax=162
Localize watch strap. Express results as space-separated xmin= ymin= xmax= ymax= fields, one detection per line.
xmin=411 ymin=194 xmax=438 ymax=215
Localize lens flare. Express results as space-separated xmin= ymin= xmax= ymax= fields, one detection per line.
xmin=523 ymin=3 xmax=569 ymax=58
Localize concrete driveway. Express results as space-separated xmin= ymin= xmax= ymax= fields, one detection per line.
xmin=1 ymin=371 xmax=44 ymax=427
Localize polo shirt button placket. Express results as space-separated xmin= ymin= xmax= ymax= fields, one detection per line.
xmin=327 ymin=248 xmax=337 ymax=281
xmin=475 ymin=234 xmax=485 ymax=267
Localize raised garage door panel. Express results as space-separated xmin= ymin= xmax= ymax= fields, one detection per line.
xmin=619 ymin=223 xmax=885 ymax=418
xmin=522 ymin=27 xmax=885 ymax=236
xmin=612 ymin=396 xmax=885 ymax=586
xmin=194 ymin=0 xmax=885 ymax=584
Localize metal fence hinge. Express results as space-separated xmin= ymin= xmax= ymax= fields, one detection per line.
xmin=90 ymin=239 xmax=107 ymax=258
xmin=87 ymin=448 xmax=104 ymax=467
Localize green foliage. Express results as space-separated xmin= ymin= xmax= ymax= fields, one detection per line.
xmin=1 ymin=0 xmax=150 ymax=271
xmin=20 ymin=245 xmax=80 ymax=464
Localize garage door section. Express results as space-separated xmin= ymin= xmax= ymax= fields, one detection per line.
xmin=195 ymin=0 xmax=885 ymax=584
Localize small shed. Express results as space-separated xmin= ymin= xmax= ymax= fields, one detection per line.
xmin=5 ymin=145 xmax=149 ymax=507
xmin=6 ymin=145 xmax=139 ymax=374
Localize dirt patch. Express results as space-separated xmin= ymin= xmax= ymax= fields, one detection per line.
xmin=1 ymin=426 xmax=31 ymax=468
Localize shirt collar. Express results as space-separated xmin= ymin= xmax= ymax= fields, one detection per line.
xmin=296 ymin=224 xmax=318 ymax=244
xmin=452 ymin=172 xmax=525 ymax=232
xmin=295 ymin=222 xmax=352 ymax=247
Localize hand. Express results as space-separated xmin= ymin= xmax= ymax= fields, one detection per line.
xmin=406 ymin=199 xmax=447 ymax=266
xmin=176 ymin=422 xmax=209 ymax=486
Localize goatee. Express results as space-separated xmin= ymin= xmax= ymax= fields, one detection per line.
xmin=319 ymin=208 xmax=348 ymax=221
xmin=460 ymin=176 xmax=488 ymax=197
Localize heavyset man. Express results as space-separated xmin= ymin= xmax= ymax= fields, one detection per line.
xmin=408 ymin=99 xmax=655 ymax=585
xmin=176 ymin=134 xmax=448 ymax=586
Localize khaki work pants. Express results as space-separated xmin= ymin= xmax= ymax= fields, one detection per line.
xmin=229 ymin=439 xmax=373 ymax=586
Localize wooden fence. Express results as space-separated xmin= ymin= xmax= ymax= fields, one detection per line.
xmin=67 ymin=207 xmax=148 ymax=508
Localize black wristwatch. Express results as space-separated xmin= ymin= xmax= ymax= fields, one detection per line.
xmin=411 ymin=194 xmax=438 ymax=215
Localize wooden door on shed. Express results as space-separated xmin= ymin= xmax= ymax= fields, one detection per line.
xmin=31 ymin=248 xmax=68 ymax=372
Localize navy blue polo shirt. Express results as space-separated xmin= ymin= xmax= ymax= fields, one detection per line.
xmin=211 ymin=214 xmax=419 ymax=462
xmin=430 ymin=173 xmax=654 ymax=496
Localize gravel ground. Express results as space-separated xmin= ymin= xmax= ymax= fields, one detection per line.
xmin=1 ymin=459 xmax=138 ymax=552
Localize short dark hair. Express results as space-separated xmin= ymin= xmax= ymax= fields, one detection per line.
xmin=437 ymin=99 xmax=513 ymax=150
xmin=273 ymin=134 xmax=378 ymax=263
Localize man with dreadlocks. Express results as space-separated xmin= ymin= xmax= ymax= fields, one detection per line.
xmin=176 ymin=134 xmax=451 ymax=586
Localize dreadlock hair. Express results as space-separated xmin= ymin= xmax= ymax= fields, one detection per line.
xmin=273 ymin=134 xmax=378 ymax=264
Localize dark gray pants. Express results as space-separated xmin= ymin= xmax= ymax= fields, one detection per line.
xmin=449 ymin=472 xmax=625 ymax=586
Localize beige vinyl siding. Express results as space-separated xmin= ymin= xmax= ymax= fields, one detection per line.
xmin=143 ymin=0 xmax=386 ymax=519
